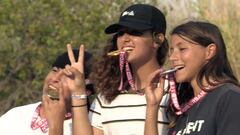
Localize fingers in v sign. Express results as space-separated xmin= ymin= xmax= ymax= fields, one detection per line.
xmin=64 ymin=43 xmax=86 ymax=94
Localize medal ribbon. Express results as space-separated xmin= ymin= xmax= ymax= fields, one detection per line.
xmin=31 ymin=104 xmax=72 ymax=133
xmin=169 ymin=74 xmax=207 ymax=115
xmin=118 ymin=51 xmax=135 ymax=91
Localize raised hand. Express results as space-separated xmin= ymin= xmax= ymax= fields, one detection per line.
xmin=63 ymin=44 xmax=86 ymax=94
xmin=42 ymin=86 xmax=65 ymax=135
xmin=144 ymin=69 xmax=166 ymax=135
xmin=144 ymin=69 xmax=165 ymax=107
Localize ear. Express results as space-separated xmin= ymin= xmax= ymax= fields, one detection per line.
xmin=153 ymin=33 xmax=165 ymax=48
xmin=205 ymin=43 xmax=217 ymax=60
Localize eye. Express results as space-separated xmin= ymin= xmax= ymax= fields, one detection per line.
xmin=179 ymin=48 xmax=187 ymax=51
xmin=128 ymin=30 xmax=144 ymax=36
xmin=116 ymin=30 xmax=145 ymax=37
xmin=52 ymin=67 xmax=60 ymax=72
xmin=116 ymin=31 xmax=125 ymax=37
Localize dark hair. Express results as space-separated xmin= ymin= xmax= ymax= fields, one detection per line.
xmin=90 ymin=31 xmax=168 ymax=103
xmin=90 ymin=4 xmax=168 ymax=103
xmin=167 ymin=21 xmax=239 ymax=127
xmin=52 ymin=50 xmax=92 ymax=78
xmin=52 ymin=50 xmax=95 ymax=109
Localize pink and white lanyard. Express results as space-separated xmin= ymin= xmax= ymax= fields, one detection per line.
xmin=169 ymin=74 xmax=207 ymax=115
xmin=31 ymin=104 xmax=71 ymax=133
xmin=118 ymin=51 xmax=135 ymax=91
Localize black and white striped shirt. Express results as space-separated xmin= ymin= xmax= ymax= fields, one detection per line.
xmin=89 ymin=93 xmax=169 ymax=135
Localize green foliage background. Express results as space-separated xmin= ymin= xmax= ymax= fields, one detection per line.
xmin=0 ymin=0 xmax=239 ymax=115
xmin=0 ymin=0 xmax=158 ymax=115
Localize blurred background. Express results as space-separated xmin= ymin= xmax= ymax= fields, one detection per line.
xmin=0 ymin=0 xmax=239 ymax=115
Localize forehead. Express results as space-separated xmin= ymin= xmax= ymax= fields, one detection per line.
xmin=170 ymin=34 xmax=199 ymax=47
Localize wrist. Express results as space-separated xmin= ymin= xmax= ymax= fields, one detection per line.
xmin=71 ymin=88 xmax=87 ymax=95
xmin=72 ymin=97 xmax=87 ymax=106
xmin=48 ymin=119 xmax=64 ymax=129
xmin=146 ymin=104 xmax=159 ymax=110
xmin=71 ymin=94 xmax=87 ymax=100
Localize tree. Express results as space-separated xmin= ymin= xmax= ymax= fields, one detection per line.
xmin=0 ymin=0 xmax=158 ymax=115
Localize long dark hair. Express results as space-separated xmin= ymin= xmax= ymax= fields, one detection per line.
xmin=90 ymin=32 xmax=169 ymax=103
xmin=167 ymin=21 xmax=239 ymax=127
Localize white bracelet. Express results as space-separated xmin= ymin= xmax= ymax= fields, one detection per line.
xmin=71 ymin=94 xmax=87 ymax=100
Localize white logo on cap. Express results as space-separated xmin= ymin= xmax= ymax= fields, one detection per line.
xmin=122 ymin=11 xmax=134 ymax=17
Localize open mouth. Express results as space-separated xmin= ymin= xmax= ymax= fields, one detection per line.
xmin=47 ymin=85 xmax=59 ymax=100
xmin=160 ymin=66 xmax=184 ymax=76
xmin=107 ymin=47 xmax=134 ymax=56
xmin=175 ymin=65 xmax=184 ymax=70
xmin=123 ymin=47 xmax=134 ymax=52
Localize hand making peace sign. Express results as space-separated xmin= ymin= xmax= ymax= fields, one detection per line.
xmin=63 ymin=44 xmax=87 ymax=94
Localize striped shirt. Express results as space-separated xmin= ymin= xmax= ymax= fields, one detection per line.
xmin=89 ymin=93 xmax=169 ymax=135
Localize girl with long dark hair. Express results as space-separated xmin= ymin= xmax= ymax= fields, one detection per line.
xmin=144 ymin=21 xmax=240 ymax=135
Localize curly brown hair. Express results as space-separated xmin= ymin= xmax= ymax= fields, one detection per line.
xmin=90 ymin=33 xmax=169 ymax=103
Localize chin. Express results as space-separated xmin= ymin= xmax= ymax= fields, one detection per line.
xmin=126 ymin=57 xmax=135 ymax=64
xmin=175 ymin=75 xmax=186 ymax=83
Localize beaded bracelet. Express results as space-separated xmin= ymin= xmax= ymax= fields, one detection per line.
xmin=72 ymin=103 xmax=87 ymax=108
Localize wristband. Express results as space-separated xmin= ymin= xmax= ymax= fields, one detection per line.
xmin=71 ymin=94 xmax=87 ymax=100
xmin=72 ymin=103 xmax=87 ymax=107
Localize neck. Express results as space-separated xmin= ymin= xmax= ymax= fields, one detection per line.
xmin=190 ymin=78 xmax=201 ymax=96
xmin=191 ymin=79 xmax=206 ymax=96
xmin=191 ymin=76 xmax=212 ymax=96
xmin=39 ymin=104 xmax=46 ymax=118
xmin=132 ymin=60 xmax=161 ymax=90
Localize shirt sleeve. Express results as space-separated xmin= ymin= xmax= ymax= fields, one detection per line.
xmin=0 ymin=108 xmax=16 ymax=134
xmin=88 ymin=94 xmax=103 ymax=130
xmin=216 ymin=89 xmax=240 ymax=135
xmin=0 ymin=112 xmax=7 ymax=134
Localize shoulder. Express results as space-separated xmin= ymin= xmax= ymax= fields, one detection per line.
xmin=208 ymin=83 xmax=240 ymax=107
xmin=218 ymin=83 xmax=240 ymax=99
xmin=209 ymin=83 xmax=240 ymax=97
xmin=0 ymin=102 xmax=41 ymax=131
xmin=0 ymin=102 xmax=41 ymax=120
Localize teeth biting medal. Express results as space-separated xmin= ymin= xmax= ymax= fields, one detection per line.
xmin=107 ymin=48 xmax=132 ymax=56
xmin=47 ymin=85 xmax=59 ymax=100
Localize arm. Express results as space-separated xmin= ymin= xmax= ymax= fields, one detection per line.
xmin=42 ymin=88 xmax=66 ymax=135
xmin=71 ymin=95 xmax=92 ymax=135
xmin=64 ymin=44 xmax=104 ymax=135
xmin=71 ymin=98 xmax=104 ymax=135
xmin=144 ymin=69 xmax=165 ymax=135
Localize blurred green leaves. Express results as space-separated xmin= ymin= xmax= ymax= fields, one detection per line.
xmin=0 ymin=0 xmax=157 ymax=115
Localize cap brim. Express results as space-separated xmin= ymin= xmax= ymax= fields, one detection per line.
xmin=105 ymin=21 xmax=152 ymax=34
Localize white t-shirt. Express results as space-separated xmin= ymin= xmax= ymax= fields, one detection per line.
xmin=89 ymin=93 xmax=169 ymax=135
xmin=0 ymin=102 xmax=72 ymax=135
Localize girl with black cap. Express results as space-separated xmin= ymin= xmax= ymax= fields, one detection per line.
xmin=89 ymin=3 xmax=169 ymax=135
xmin=144 ymin=21 xmax=240 ymax=135
xmin=54 ymin=3 xmax=170 ymax=135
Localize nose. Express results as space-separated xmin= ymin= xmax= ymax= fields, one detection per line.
xmin=169 ymin=49 xmax=178 ymax=62
xmin=121 ymin=33 xmax=131 ymax=42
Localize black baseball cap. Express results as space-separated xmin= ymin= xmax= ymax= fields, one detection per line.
xmin=105 ymin=4 xmax=166 ymax=34
xmin=52 ymin=50 xmax=92 ymax=78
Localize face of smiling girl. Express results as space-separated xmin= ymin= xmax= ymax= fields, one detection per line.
xmin=116 ymin=28 xmax=157 ymax=66
xmin=169 ymin=34 xmax=210 ymax=84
